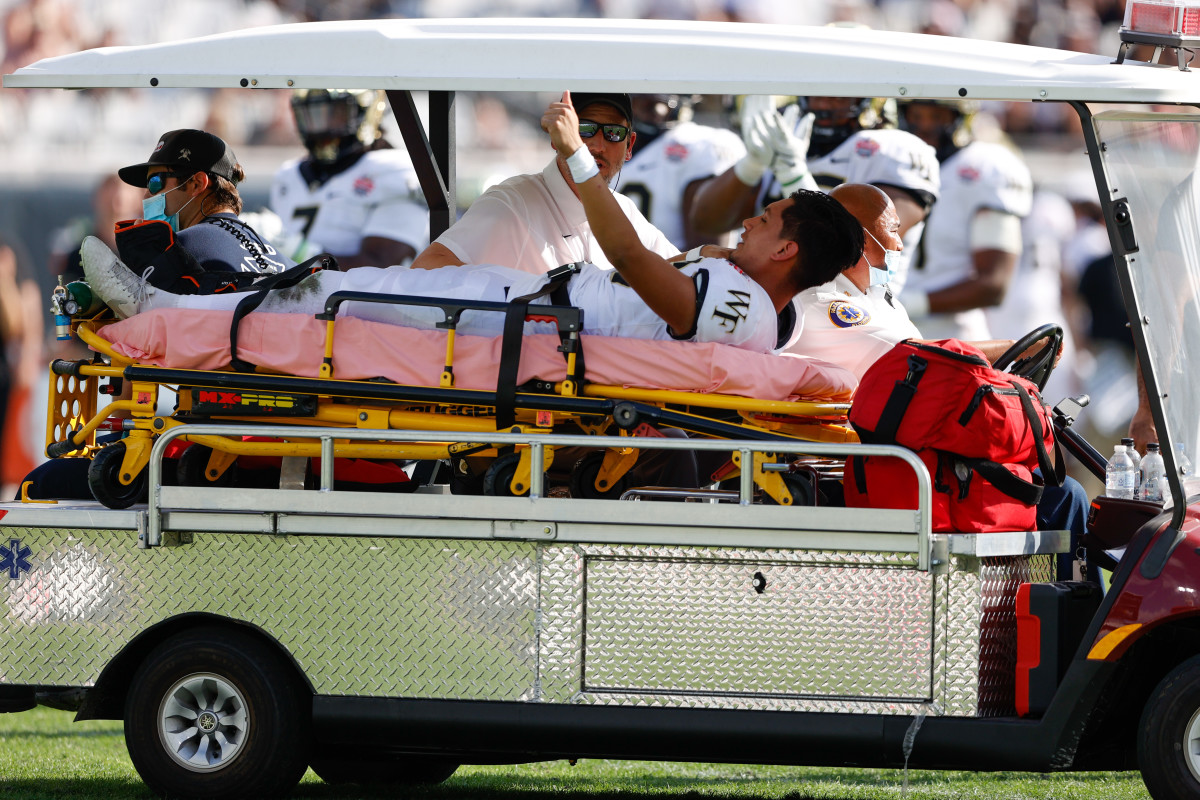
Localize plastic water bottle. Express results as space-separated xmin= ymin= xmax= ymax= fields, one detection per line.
xmin=1177 ymin=442 xmax=1194 ymax=479
xmin=1140 ymin=443 xmax=1166 ymax=502
xmin=1105 ymin=444 xmax=1137 ymax=499
xmin=1122 ymin=437 xmax=1142 ymax=495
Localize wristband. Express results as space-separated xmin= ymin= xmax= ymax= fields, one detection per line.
xmin=733 ymin=154 xmax=766 ymax=187
xmin=684 ymin=246 xmax=705 ymax=262
xmin=902 ymin=290 xmax=930 ymax=320
xmin=566 ymin=145 xmax=600 ymax=184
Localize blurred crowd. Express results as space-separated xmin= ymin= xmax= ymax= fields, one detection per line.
xmin=0 ymin=0 xmax=1153 ymax=493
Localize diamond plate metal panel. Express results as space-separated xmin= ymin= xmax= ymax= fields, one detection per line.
xmin=582 ymin=555 xmax=932 ymax=701
xmin=0 ymin=528 xmax=538 ymax=698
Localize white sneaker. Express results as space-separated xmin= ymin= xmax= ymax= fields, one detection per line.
xmin=80 ymin=236 xmax=156 ymax=319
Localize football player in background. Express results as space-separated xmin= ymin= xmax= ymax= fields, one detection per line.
xmin=618 ymin=94 xmax=746 ymax=251
xmin=898 ymin=99 xmax=1033 ymax=341
xmin=690 ymin=93 xmax=939 ymax=295
xmin=269 ymin=89 xmax=428 ymax=269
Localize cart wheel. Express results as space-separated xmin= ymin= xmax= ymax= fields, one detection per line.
xmin=87 ymin=442 xmax=148 ymax=509
xmin=124 ymin=626 xmax=309 ymax=799
xmin=569 ymin=451 xmax=632 ymax=499
xmin=613 ymin=402 xmax=640 ymax=431
xmin=1138 ymin=654 xmax=1200 ymax=800
xmin=763 ymin=472 xmax=815 ymax=507
xmin=310 ymin=755 xmax=457 ymax=786
xmin=483 ymin=453 xmax=531 ymax=496
xmin=177 ymin=445 xmax=237 ymax=487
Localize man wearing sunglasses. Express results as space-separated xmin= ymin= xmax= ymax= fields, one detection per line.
xmin=411 ymin=92 xmax=677 ymax=275
xmin=114 ymin=129 xmax=293 ymax=293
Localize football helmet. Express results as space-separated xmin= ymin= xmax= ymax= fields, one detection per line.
xmin=292 ymin=89 xmax=387 ymax=165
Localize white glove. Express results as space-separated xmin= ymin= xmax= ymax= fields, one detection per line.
xmin=765 ymin=105 xmax=817 ymax=192
xmin=733 ymin=95 xmax=777 ymax=186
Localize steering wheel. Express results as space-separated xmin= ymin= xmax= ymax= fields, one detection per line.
xmin=991 ymin=323 xmax=1063 ymax=392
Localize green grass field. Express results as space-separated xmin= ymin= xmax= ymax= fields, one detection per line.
xmin=0 ymin=706 xmax=1153 ymax=800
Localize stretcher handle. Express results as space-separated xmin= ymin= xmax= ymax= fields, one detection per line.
xmin=316 ymin=291 xmax=584 ymax=332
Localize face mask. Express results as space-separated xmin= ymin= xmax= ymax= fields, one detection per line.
xmin=142 ymin=182 xmax=194 ymax=232
xmin=863 ymin=227 xmax=902 ymax=287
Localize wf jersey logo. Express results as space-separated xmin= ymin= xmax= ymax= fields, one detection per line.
xmin=829 ymin=300 xmax=870 ymax=327
xmin=712 ymin=290 xmax=752 ymax=333
xmin=0 ymin=538 xmax=31 ymax=581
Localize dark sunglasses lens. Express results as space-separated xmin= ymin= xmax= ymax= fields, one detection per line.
xmin=147 ymin=174 xmax=167 ymax=194
xmin=578 ymin=123 xmax=599 ymax=139
xmin=602 ymin=125 xmax=628 ymax=142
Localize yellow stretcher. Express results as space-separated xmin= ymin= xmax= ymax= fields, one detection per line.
xmin=44 ymin=290 xmax=857 ymax=509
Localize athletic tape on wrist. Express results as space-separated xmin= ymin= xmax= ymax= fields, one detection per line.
xmin=567 ymin=146 xmax=600 ymax=184
xmin=685 ymin=246 xmax=704 ymax=262
xmin=734 ymin=155 xmax=766 ymax=187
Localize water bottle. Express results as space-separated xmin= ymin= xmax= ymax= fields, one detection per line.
xmin=1105 ymin=444 xmax=1137 ymax=499
xmin=1177 ymin=442 xmax=1194 ymax=479
xmin=1122 ymin=437 xmax=1142 ymax=495
xmin=1140 ymin=443 xmax=1166 ymax=502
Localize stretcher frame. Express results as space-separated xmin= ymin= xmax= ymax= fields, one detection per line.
xmin=45 ymin=291 xmax=856 ymax=506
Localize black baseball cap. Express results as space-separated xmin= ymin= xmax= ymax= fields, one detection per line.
xmin=571 ymin=92 xmax=633 ymax=125
xmin=118 ymin=129 xmax=239 ymax=188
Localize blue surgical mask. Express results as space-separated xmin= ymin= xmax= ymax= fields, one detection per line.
xmin=863 ymin=227 xmax=902 ymax=287
xmin=142 ymin=182 xmax=194 ymax=232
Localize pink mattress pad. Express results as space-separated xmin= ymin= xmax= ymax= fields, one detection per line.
xmin=98 ymin=309 xmax=856 ymax=402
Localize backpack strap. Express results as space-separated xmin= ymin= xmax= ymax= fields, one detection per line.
xmin=1011 ymin=381 xmax=1063 ymax=487
xmin=495 ymin=262 xmax=583 ymax=430
xmin=961 ymin=457 xmax=1045 ymax=506
xmin=870 ymin=354 xmax=927 ymax=443
xmin=229 ymin=254 xmax=337 ymax=372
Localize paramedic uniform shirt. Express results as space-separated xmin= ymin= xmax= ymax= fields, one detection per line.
xmin=270 ymin=148 xmax=428 ymax=258
xmin=903 ymin=140 xmax=1033 ymax=341
xmin=785 ymin=272 xmax=920 ymax=380
xmin=434 ymin=159 xmax=677 ymax=274
xmin=620 ymin=121 xmax=746 ymax=251
xmin=761 ymin=128 xmax=940 ymax=294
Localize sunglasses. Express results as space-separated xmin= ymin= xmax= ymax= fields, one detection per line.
xmin=146 ymin=171 xmax=193 ymax=195
xmin=578 ymin=120 xmax=630 ymax=143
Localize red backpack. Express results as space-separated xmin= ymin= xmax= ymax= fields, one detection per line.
xmin=844 ymin=339 xmax=1060 ymax=532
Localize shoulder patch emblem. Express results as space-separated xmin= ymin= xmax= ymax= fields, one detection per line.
xmin=665 ymin=142 xmax=689 ymax=162
xmin=958 ymin=166 xmax=981 ymax=182
xmin=353 ymin=175 xmax=375 ymax=196
xmin=829 ymin=300 xmax=870 ymax=328
xmin=855 ymin=138 xmax=880 ymax=157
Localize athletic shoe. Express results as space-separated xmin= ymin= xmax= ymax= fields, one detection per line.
xmin=80 ymin=236 xmax=156 ymax=319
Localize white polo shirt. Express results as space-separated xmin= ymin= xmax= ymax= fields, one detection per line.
xmin=435 ymin=159 xmax=677 ymax=275
xmin=785 ymin=272 xmax=920 ymax=380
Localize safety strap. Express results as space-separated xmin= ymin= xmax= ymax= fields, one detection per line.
xmin=869 ymin=354 xmax=927 ymax=443
xmin=229 ymin=254 xmax=337 ymax=372
xmin=1012 ymin=381 xmax=1063 ymax=488
xmin=957 ymin=455 xmax=1045 ymax=506
xmin=495 ymin=262 xmax=582 ymax=430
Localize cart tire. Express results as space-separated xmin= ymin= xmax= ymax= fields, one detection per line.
xmin=569 ymin=451 xmax=631 ymax=499
xmin=177 ymin=445 xmax=237 ymax=488
xmin=310 ymin=755 xmax=458 ymax=786
xmin=763 ymin=472 xmax=815 ymax=507
xmin=87 ymin=442 xmax=147 ymax=509
xmin=483 ymin=453 xmax=529 ymax=496
xmin=1138 ymin=654 xmax=1200 ymax=800
xmin=124 ymin=626 xmax=310 ymax=799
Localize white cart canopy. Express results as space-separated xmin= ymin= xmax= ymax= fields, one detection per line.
xmin=5 ymin=17 xmax=1199 ymax=104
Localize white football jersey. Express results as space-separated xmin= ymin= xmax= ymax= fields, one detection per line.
xmin=761 ymin=128 xmax=940 ymax=293
xmin=620 ymin=122 xmax=747 ymax=251
xmin=904 ymin=141 xmax=1033 ymax=340
xmin=246 ymin=258 xmax=780 ymax=352
xmin=269 ymin=148 xmax=429 ymax=260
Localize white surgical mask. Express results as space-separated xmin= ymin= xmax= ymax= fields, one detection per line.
xmin=863 ymin=227 xmax=902 ymax=287
xmin=142 ymin=182 xmax=195 ymax=232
